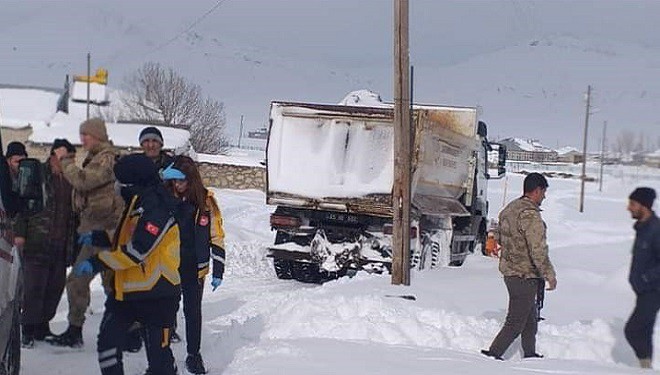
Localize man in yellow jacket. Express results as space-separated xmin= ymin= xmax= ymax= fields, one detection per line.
xmin=74 ymin=154 xmax=180 ymax=375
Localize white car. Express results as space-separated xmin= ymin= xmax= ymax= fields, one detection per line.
xmin=0 ymin=156 xmax=20 ymax=375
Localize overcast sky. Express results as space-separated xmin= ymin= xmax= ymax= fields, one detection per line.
xmin=1 ymin=1 xmax=659 ymax=147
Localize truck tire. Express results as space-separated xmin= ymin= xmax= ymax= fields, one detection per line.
xmin=0 ymin=301 xmax=20 ymax=375
xmin=291 ymin=261 xmax=323 ymax=284
xmin=273 ymin=258 xmax=294 ymax=280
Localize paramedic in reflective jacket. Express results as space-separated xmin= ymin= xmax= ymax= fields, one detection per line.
xmin=72 ymin=154 xmax=181 ymax=375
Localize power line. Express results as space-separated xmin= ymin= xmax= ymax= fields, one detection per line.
xmin=146 ymin=0 xmax=229 ymax=56
xmin=100 ymin=0 xmax=230 ymax=68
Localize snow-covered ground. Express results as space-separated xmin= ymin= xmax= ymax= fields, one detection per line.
xmin=21 ymin=167 xmax=660 ymax=374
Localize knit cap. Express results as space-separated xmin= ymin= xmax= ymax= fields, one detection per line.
xmin=79 ymin=118 xmax=108 ymax=142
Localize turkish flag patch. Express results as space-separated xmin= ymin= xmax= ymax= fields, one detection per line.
xmin=145 ymin=222 xmax=160 ymax=236
xmin=199 ymin=215 xmax=209 ymax=226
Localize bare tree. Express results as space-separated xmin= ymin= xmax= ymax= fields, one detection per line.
xmin=614 ymin=129 xmax=636 ymax=155
xmin=121 ymin=62 xmax=228 ymax=154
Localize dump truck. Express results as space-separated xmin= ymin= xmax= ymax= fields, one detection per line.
xmin=266 ymin=93 xmax=506 ymax=283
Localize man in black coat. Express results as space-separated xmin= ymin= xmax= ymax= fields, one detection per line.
xmin=624 ymin=187 xmax=660 ymax=369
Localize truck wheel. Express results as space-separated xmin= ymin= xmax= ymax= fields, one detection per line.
xmin=291 ymin=261 xmax=323 ymax=284
xmin=273 ymin=258 xmax=294 ymax=280
xmin=0 ymin=301 xmax=20 ymax=375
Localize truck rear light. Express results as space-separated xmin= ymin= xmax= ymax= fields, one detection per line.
xmin=270 ymin=214 xmax=301 ymax=228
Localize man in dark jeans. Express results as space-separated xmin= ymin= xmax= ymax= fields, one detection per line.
xmin=624 ymin=187 xmax=660 ymax=369
xmin=481 ymin=173 xmax=557 ymax=360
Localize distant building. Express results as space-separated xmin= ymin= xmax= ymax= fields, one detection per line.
xmin=556 ymin=147 xmax=584 ymax=164
xmin=247 ymin=127 xmax=268 ymax=140
xmin=498 ymin=138 xmax=558 ymax=163
xmin=645 ymin=150 xmax=660 ymax=168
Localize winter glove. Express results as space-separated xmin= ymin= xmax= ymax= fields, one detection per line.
xmin=74 ymin=260 xmax=95 ymax=277
xmin=78 ymin=232 xmax=93 ymax=246
xmin=211 ymin=277 xmax=222 ymax=291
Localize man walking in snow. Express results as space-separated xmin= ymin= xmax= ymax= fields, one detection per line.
xmin=624 ymin=187 xmax=660 ymax=369
xmin=482 ymin=172 xmax=557 ymax=360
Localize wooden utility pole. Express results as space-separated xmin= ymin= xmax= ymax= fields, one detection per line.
xmin=579 ymin=85 xmax=591 ymax=213
xmin=392 ymin=0 xmax=411 ymax=286
xmin=86 ymin=52 xmax=91 ymax=120
xmin=599 ymin=121 xmax=607 ymax=192
xmin=238 ymin=115 xmax=244 ymax=148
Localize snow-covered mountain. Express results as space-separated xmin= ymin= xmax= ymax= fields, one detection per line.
xmin=1 ymin=0 xmax=659 ymax=149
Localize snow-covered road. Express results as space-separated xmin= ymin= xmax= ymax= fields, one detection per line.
xmin=21 ymin=168 xmax=660 ymax=374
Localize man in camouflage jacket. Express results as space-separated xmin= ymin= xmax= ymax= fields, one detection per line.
xmin=50 ymin=118 xmax=124 ymax=348
xmin=13 ymin=140 xmax=78 ymax=347
xmin=482 ymin=172 xmax=557 ymax=360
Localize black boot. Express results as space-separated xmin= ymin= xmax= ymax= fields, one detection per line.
xmin=21 ymin=325 xmax=35 ymax=349
xmin=185 ymin=353 xmax=207 ymax=374
xmin=34 ymin=322 xmax=55 ymax=341
xmin=123 ymin=325 xmax=143 ymax=353
xmin=523 ymin=352 xmax=544 ymax=359
xmin=48 ymin=325 xmax=83 ymax=348
xmin=480 ymin=349 xmax=503 ymax=360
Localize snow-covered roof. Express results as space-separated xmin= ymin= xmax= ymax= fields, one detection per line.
xmin=502 ymin=137 xmax=555 ymax=153
xmin=193 ymin=148 xmax=265 ymax=168
xmin=30 ymin=114 xmax=190 ymax=150
xmin=0 ymin=88 xmax=60 ymax=129
xmin=646 ymin=149 xmax=660 ymax=158
xmin=556 ymin=146 xmax=580 ymax=155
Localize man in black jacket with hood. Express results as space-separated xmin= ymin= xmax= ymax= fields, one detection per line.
xmin=624 ymin=187 xmax=660 ymax=369
xmin=73 ymin=154 xmax=181 ymax=375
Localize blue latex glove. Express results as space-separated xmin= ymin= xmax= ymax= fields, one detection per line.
xmin=74 ymin=260 xmax=95 ymax=277
xmin=78 ymin=232 xmax=93 ymax=246
xmin=211 ymin=277 xmax=222 ymax=291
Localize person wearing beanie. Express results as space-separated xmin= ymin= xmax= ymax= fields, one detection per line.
xmin=624 ymin=187 xmax=660 ymax=369
xmin=119 ymin=126 xmax=174 ymax=353
xmin=79 ymin=117 xmax=109 ymax=144
xmin=139 ymin=126 xmax=172 ymax=170
xmin=49 ymin=120 xmax=124 ymax=348
xmin=6 ymin=141 xmax=27 ymax=177
xmin=72 ymin=153 xmax=181 ymax=375
xmin=13 ymin=140 xmax=77 ymax=348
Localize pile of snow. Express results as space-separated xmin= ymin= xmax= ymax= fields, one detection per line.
xmin=0 ymin=88 xmax=60 ymax=129
xmin=338 ymin=89 xmax=389 ymax=108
